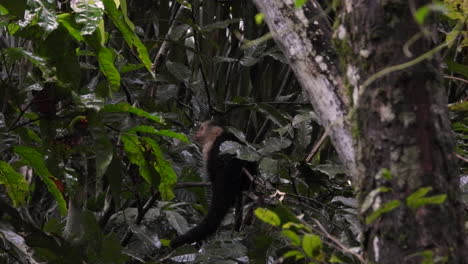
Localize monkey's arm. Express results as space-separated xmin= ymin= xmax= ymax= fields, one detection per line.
xmin=170 ymin=154 xmax=243 ymax=248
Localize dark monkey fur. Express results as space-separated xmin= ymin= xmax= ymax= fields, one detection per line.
xmin=170 ymin=121 xmax=256 ymax=248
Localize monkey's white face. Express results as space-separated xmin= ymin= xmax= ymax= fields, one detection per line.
xmin=194 ymin=122 xmax=223 ymax=145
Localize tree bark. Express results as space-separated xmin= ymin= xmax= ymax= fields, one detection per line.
xmin=343 ymin=1 xmax=466 ymax=262
xmin=252 ymin=0 xmax=466 ymax=263
xmin=251 ymin=0 xmax=356 ymax=176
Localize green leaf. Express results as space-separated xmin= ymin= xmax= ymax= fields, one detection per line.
xmin=302 ymin=234 xmax=322 ymax=258
xmin=415 ymin=5 xmax=430 ymax=24
xmin=294 ymin=0 xmax=308 ymax=8
xmin=2 ymin=48 xmax=56 ymax=81
xmin=121 ymin=134 xmax=157 ymax=186
xmin=0 ymin=161 xmax=29 ymax=206
xmin=254 ymin=208 xmax=281 ymax=226
xmin=43 ymin=218 xmax=64 ymax=235
xmin=0 ymin=0 xmax=26 ymax=18
xmin=71 ymin=0 xmax=104 ymax=35
xmin=415 ymin=3 xmax=447 ymax=24
xmin=365 ymin=200 xmax=401 ymax=224
xmin=88 ymin=112 xmax=113 ymax=181
xmin=361 ymin=186 xmax=392 ymax=213
xmin=449 ymin=101 xmax=468 ymax=112
xmin=97 ymin=46 xmax=121 ymax=92
xmin=14 ymin=146 xmax=67 ymax=215
xmin=254 ymin=13 xmax=264 ymax=25
xmin=283 ymin=250 xmax=305 ymax=260
xmin=142 ymin=137 xmax=176 ymax=200
xmin=329 ymin=255 xmax=345 ymax=263
xmin=102 ymin=0 xmax=153 ymax=74
xmin=128 ymin=125 xmax=189 ymax=143
xmin=406 ymin=187 xmax=447 ymax=210
xmin=446 ymin=60 xmax=468 ymax=78
xmin=57 ymin=13 xmax=84 ymax=42
xmin=281 ymin=230 xmax=301 ymax=246
xmin=38 ymin=26 xmax=81 ymax=89
xmin=101 ymin=102 xmax=165 ymax=124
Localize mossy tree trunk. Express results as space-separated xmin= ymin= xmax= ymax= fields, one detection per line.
xmin=342 ymin=1 xmax=466 ymax=263
xmin=253 ymin=0 xmax=466 ymax=262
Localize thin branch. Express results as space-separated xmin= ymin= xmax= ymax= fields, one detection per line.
xmin=456 ymin=154 xmax=468 ymax=164
xmin=444 ymin=75 xmax=468 ymax=84
xmin=305 ymin=128 xmax=330 ymax=163
xmin=312 ymin=218 xmax=365 ymax=263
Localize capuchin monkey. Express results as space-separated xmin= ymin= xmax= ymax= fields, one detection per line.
xmin=170 ymin=120 xmax=256 ymax=248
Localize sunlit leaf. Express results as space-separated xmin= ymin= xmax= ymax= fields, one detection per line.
xmin=142 ymin=137 xmax=176 ymax=200
xmin=254 ymin=208 xmax=281 ymax=226
xmin=0 ymin=161 xmax=29 ymax=206
xmin=406 ymin=187 xmax=447 ymax=210
xmin=302 ymin=234 xmax=322 ymax=258
xmin=365 ymin=200 xmax=401 ymax=224
xmin=294 ymin=0 xmax=308 ymax=8
xmin=129 ymin=125 xmax=189 ymax=143
xmin=102 ymin=0 xmax=153 ymax=73
xmin=96 ymin=46 xmax=121 ymax=92
xmin=281 ymin=230 xmax=301 ymax=246
xmin=57 ymin=13 xmax=84 ymax=42
xmin=101 ymin=102 xmax=165 ymax=124
xmin=254 ymin=13 xmax=264 ymax=25
xmin=283 ymin=250 xmax=304 ymax=260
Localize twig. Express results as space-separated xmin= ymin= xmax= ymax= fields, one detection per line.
xmin=305 ymin=127 xmax=330 ymax=163
xmin=444 ymin=75 xmax=468 ymax=84
xmin=456 ymin=154 xmax=468 ymax=163
xmin=312 ymin=218 xmax=365 ymax=263
xmin=7 ymin=100 xmax=34 ymax=131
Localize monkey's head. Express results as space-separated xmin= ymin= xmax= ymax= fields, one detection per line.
xmin=194 ymin=121 xmax=224 ymax=145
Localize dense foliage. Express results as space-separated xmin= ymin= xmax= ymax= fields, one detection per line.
xmin=0 ymin=0 xmax=466 ymax=263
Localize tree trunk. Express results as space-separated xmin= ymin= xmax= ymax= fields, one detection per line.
xmin=252 ymin=0 xmax=466 ymax=262
xmin=251 ymin=0 xmax=356 ymax=176
xmin=343 ymin=1 xmax=466 ymax=262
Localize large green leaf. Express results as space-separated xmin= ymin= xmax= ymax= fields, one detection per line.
xmin=97 ymin=46 xmax=121 ymax=92
xmin=254 ymin=208 xmax=281 ymax=226
xmin=102 ymin=0 xmax=153 ymax=74
xmin=128 ymin=125 xmax=189 ymax=143
xmin=101 ymin=102 xmax=165 ymax=124
xmin=0 ymin=161 xmax=29 ymax=206
xmin=14 ymin=146 xmax=67 ymax=215
xmin=121 ymin=134 xmax=157 ymax=186
xmin=302 ymin=234 xmax=322 ymax=258
xmin=57 ymin=13 xmax=85 ymax=42
xmin=142 ymin=137 xmax=176 ymax=200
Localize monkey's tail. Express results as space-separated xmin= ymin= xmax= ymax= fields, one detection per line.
xmin=170 ymin=186 xmax=238 ymax=248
